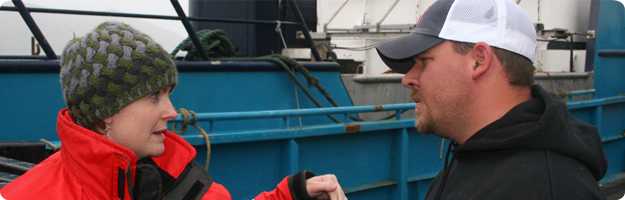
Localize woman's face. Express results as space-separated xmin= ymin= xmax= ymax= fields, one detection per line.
xmin=104 ymin=86 xmax=177 ymax=158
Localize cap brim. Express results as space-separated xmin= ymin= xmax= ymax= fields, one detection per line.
xmin=376 ymin=33 xmax=443 ymax=74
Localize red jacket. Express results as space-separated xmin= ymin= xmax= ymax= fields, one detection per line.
xmin=0 ymin=109 xmax=297 ymax=200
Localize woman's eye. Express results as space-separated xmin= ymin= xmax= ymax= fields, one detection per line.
xmin=150 ymin=91 xmax=160 ymax=103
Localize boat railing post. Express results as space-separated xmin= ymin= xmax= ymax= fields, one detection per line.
xmin=170 ymin=0 xmax=209 ymax=60
xmin=11 ymin=0 xmax=56 ymax=59
xmin=286 ymin=0 xmax=322 ymax=61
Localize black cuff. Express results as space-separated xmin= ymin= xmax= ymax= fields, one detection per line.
xmin=288 ymin=170 xmax=316 ymax=200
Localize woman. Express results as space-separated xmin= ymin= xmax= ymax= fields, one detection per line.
xmin=0 ymin=21 xmax=344 ymax=200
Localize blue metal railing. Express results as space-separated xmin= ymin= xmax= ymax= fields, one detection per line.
xmin=174 ymin=103 xmax=415 ymax=121
xmin=568 ymin=95 xmax=625 ymax=109
xmin=567 ymin=89 xmax=596 ymax=101
xmin=173 ymin=103 xmax=416 ymax=144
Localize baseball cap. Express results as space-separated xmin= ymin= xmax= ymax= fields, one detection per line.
xmin=376 ymin=0 xmax=537 ymax=74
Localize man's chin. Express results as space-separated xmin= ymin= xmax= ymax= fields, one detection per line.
xmin=415 ymin=118 xmax=434 ymax=133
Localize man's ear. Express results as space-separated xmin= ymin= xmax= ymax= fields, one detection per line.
xmin=469 ymin=42 xmax=494 ymax=80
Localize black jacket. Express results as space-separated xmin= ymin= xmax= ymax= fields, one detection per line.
xmin=425 ymin=85 xmax=607 ymax=200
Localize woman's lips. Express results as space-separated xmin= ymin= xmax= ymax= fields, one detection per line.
xmin=152 ymin=129 xmax=165 ymax=135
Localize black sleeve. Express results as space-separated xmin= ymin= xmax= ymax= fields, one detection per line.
xmin=288 ymin=170 xmax=316 ymax=200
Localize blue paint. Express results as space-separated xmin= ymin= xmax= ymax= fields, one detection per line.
xmin=594 ymin=0 xmax=625 ymax=98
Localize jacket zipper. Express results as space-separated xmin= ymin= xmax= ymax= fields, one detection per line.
xmin=118 ymin=168 xmax=126 ymax=200
xmin=118 ymin=158 xmax=133 ymax=200
xmin=436 ymin=142 xmax=455 ymax=200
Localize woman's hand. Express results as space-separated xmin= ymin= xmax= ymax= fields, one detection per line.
xmin=305 ymin=174 xmax=347 ymax=200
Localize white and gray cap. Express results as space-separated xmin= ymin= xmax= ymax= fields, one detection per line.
xmin=376 ymin=0 xmax=537 ymax=74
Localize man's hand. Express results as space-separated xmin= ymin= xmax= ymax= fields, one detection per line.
xmin=306 ymin=174 xmax=347 ymax=200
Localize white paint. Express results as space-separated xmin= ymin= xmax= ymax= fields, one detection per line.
xmin=364 ymin=39 xmax=388 ymax=74
xmin=537 ymin=49 xmax=586 ymax=72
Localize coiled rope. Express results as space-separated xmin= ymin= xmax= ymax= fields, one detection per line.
xmin=174 ymin=108 xmax=211 ymax=172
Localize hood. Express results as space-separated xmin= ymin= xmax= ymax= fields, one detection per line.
xmin=456 ymin=85 xmax=607 ymax=180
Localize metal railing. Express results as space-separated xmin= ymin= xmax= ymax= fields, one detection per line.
xmin=172 ymin=103 xmax=416 ymax=144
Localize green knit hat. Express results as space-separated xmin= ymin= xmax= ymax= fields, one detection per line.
xmin=60 ymin=21 xmax=178 ymax=129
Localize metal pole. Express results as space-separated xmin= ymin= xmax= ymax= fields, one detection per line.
xmin=569 ymin=35 xmax=574 ymax=72
xmin=170 ymin=0 xmax=208 ymax=60
xmin=376 ymin=0 xmax=401 ymax=31
xmin=0 ymin=6 xmax=299 ymax=25
xmin=286 ymin=0 xmax=322 ymax=61
xmin=11 ymin=0 xmax=56 ymax=59
xmin=323 ymin=0 xmax=350 ymax=32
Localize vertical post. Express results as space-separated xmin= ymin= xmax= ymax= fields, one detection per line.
xmin=286 ymin=0 xmax=322 ymax=61
xmin=569 ymin=35 xmax=575 ymax=72
xmin=595 ymin=106 xmax=603 ymax=135
xmin=31 ymin=37 xmax=41 ymax=56
xmin=283 ymin=116 xmax=290 ymax=129
xmin=585 ymin=0 xmax=599 ymax=71
xmin=12 ymin=0 xmax=56 ymax=59
xmin=170 ymin=0 xmax=209 ymax=60
xmin=287 ymin=139 xmax=300 ymax=174
xmin=293 ymin=86 xmax=304 ymax=128
xmin=396 ymin=128 xmax=409 ymax=200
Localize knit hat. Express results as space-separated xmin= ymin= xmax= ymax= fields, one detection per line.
xmin=60 ymin=21 xmax=178 ymax=129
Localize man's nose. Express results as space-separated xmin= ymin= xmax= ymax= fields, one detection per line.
xmin=401 ymin=76 xmax=419 ymax=89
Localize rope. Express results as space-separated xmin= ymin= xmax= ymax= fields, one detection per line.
xmin=176 ymin=108 xmax=211 ymax=172
xmin=172 ymin=29 xmax=407 ymax=122
xmin=263 ymin=55 xmax=342 ymax=123
xmin=219 ymin=55 xmax=408 ymax=122
xmin=172 ymin=29 xmax=237 ymax=61
xmin=266 ymin=55 xmax=407 ymax=121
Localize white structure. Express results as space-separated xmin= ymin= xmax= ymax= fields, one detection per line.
xmin=315 ymin=0 xmax=596 ymax=75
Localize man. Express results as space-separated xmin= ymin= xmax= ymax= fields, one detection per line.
xmin=376 ymin=0 xmax=607 ymax=199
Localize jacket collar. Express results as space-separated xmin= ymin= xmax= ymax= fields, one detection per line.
xmin=56 ymin=108 xmax=197 ymax=199
xmin=57 ymin=109 xmax=137 ymax=199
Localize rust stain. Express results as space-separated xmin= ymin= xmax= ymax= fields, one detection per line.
xmin=373 ymin=105 xmax=384 ymax=112
xmin=345 ymin=124 xmax=361 ymax=134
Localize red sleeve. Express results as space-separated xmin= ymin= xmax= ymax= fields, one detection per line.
xmin=201 ymin=182 xmax=232 ymax=200
xmin=253 ymin=177 xmax=293 ymax=200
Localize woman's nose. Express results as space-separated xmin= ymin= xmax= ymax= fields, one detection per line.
xmin=162 ymin=97 xmax=178 ymax=121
